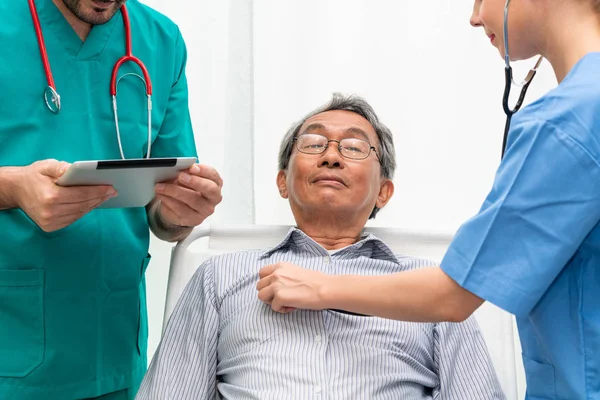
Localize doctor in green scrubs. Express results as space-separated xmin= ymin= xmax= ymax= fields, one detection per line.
xmin=0 ymin=0 xmax=223 ymax=399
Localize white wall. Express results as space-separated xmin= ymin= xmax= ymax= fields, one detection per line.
xmin=252 ymin=0 xmax=556 ymax=232
xmin=141 ymin=0 xmax=557 ymax=396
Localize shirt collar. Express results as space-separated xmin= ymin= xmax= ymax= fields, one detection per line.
xmin=259 ymin=227 xmax=401 ymax=264
xmin=36 ymin=0 xmax=120 ymax=60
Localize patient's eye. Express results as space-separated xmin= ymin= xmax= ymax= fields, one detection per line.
xmin=340 ymin=138 xmax=369 ymax=156
xmin=296 ymin=134 xmax=328 ymax=153
xmin=344 ymin=145 xmax=365 ymax=153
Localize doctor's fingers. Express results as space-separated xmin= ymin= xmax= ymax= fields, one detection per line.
xmin=176 ymin=173 xmax=222 ymax=204
xmin=155 ymin=194 xmax=199 ymax=226
xmin=34 ymin=209 xmax=88 ymax=232
xmin=187 ymin=164 xmax=223 ymax=188
xmin=53 ymin=185 xmax=117 ymax=204
xmin=52 ymin=194 xmax=115 ymax=217
xmin=157 ymin=182 xmax=219 ymax=213
xmin=32 ymin=194 xmax=113 ymax=231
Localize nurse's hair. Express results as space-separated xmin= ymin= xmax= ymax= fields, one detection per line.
xmin=278 ymin=93 xmax=396 ymax=219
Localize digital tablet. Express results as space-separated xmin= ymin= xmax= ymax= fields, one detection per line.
xmin=56 ymin=157 xmax=197 ymax=208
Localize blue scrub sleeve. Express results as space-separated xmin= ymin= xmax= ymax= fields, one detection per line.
xmin=441 ymin=119 xmax=600 ymax=317
xmin=151 ymin=30 xmax=197 ymax=159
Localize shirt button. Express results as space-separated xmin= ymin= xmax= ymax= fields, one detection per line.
xmin=315 ymin=386 xmax=322 ymax=394
xmin=323 ymin=256 xmax=329 ymax=263
xmin=315 ymin=335 xmax=322 ymax=343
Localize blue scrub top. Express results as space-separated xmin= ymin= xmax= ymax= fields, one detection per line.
xmin=0 ymin=1 xmax=196 ymax=399
xmin=441 ymin=53 xmax=600 ymax=399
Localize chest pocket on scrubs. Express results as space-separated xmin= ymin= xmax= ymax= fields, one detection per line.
xmin=522 ymin=355 xmax=556 ymax=399
xmin=114 ymin=69 xmax=154 ymax=159
xmin=0 ymin=269 xmax=44 ymax=377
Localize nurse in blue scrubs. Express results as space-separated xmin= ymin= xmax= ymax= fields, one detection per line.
xmin=257 ymin=0 xmax=600 ymax=398
xmin=0 ymin=0 xmax=222 ymax=399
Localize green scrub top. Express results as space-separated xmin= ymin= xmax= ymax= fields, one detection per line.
xmin=0 ymin=0 xmax=197 ymax=398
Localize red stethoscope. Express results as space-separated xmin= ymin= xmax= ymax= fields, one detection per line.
xmin=28 ymin=0 xmax=153 ymax=159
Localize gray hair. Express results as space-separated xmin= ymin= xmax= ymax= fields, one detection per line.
xmin=278 ymin=93 xmax=396 ymax=218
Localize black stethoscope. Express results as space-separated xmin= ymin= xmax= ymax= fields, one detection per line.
xmin=333 ymin=0 xmax=544 ymax=319
xmin=501 ymin=0 xmax=543 ymax=158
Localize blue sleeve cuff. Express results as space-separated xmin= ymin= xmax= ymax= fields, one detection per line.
xmin=440 ymin=246 xmax=537 ymax=318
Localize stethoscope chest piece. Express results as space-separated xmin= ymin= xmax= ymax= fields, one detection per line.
xmin=44 ymin=85 xmax=61 ymax=113
xmin=30 ymin=1 xmax=152 ymax=159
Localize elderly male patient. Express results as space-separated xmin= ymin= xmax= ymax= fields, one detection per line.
xmin=136 ymin=94 xmax=505 ymax=399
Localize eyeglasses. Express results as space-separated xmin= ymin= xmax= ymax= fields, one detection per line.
xmin=293 ymin=133 xmax=378 ymax=161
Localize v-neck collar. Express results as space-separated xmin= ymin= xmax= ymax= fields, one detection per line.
xmin=35 ymin=0 xmax=121 ymax=61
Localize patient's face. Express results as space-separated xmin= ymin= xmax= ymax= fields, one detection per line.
xmin=278 ymin=110 xmax=391 ymax=222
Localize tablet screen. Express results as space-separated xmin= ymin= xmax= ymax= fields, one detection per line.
xmin=97 ymin=158 xmax=179 ymax=169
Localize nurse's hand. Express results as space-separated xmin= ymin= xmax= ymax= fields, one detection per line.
xmin=256 ymin=262 xmax=331 ymax=313
xmin=14 ymin=159 xmax=117 ymax=232
xmin=154 ymin=164 xmax=223 ymax=227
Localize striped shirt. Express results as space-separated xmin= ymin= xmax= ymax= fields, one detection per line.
xmin=137 ymin=228 xmax=505 ymax=400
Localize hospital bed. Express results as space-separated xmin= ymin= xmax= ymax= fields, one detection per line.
xmin=163 ymin=225 xmax=526 ymax=399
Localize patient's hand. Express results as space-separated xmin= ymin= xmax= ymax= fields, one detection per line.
xmin=257 ymin=262 xmax=331 ymax=313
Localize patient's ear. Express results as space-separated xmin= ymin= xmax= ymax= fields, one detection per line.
xmin=375 ymin=179 xmax=394 ymax=209
xmin=276 ymin=170 xmax=289 ymax=199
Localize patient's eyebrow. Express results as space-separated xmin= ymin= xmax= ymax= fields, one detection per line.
xmin=301 ymin=123 xmax=327 ymax=134
xmin=301 ymin=124 xmax=371 ymax=142
xmin=344 ymin=127 xmax=370 ymax=142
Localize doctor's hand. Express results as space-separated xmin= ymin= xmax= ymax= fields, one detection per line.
xmin=257 ymin=262 xmax=333 ymax=313
xmin=14 ymin=159 xmax=116 ymax=232
xmin=154 ymin=164 xmax=223 ymax=227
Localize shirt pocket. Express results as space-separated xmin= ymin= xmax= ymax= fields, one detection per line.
xmin=218 ymin=299 xmax=285 ymax=359
xmin=522 ymin=354 xmax=556 ymax=399
xmin=0 ymin=269 xmax=45 ymax=377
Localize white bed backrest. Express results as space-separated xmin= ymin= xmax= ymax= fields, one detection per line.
xmin=164 ymin=225 xmax=523 ymax=399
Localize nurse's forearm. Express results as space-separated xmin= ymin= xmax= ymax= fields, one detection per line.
xmin=322 ymin=266 xmax=484 ymax=323
xmin=0 ymin=167 xmax=20 ymax=210
xmin=146 ymin=198 xmax=193 ymax=242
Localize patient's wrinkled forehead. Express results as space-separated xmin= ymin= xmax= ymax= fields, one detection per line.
xmin=299 ymin=110 xmax=378 ymax=145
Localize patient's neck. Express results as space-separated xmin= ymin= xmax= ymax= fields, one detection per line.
xmin=294 ymin=213 xmax=366 ymax=250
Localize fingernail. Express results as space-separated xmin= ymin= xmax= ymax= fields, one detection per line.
xmin=190 ymin=165 xmax=200 ymax=174
xmin=180 ymin=173 xmax=191 ymax=183
xmin=156 ymin=183 xmax=166 ymax=191
xmin=107 ymin=189 xmax=117 ymax=197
